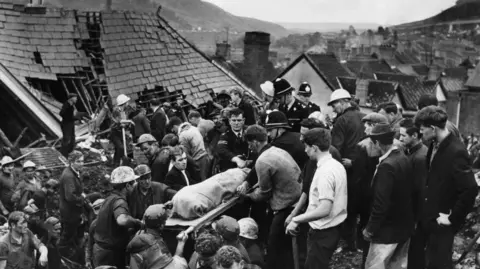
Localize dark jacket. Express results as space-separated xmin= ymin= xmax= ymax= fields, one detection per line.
xmin=149 ymin=147 xmax=200 ymax=184
xmin=366 ymin=149 xmax=415 ymax=244
xmin=132 ymin=112 xmax=151 ymax=140
xmin=150 ymin=107 xmax=168 ymax=143
xmin=127 ymin=229 xmax=173 ymax=269
xmin=421 ymin=134 xmax=477 ymax=230
xmin=216 ymin=128 xmax=251 ymax=171
xmin=164 ymin=166 xmax=200 ymax=191
xmin=405 ymin=142 xmax=428 ymax=221
xmin=331 ymin=106 xmax=366 ymax=160
xmin=237 ymin=99 xmax=256 ymax=126
xmin=279 ymin=99 xmax=309 ymax=132
xmin=58 ymin=167 xmax=84 ymax=223
xmin=127 ymin=182 xmax=176 ymax=220
xmin=305 ymin=101 xmax=321 ymax=115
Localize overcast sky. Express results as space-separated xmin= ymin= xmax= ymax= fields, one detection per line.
xmin=203 ymin=0 xmax=456 ymax=25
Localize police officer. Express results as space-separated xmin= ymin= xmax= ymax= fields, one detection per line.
xmin=273 ymin=78 xmax=309 ymax=132
xmin=215 ymin=108 xmax=252 ymax=172
xmin=93 ymin=166 xmax=143 ymax=269
xmin=296 ymin=82 xmax=321 ymax=115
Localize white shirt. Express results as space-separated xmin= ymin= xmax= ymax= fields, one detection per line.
xmin=181 ymin=170 xmax=190 ymax=186
xmin=307 ymin=154 xmax=348 ymax=230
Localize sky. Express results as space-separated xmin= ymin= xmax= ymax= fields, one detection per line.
xmin=203 ymin=0 xmax=456 ymax=25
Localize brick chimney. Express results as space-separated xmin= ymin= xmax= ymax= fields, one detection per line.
xmin=428 ymin=65 xmax=443 ymax=81
xmin=215 ymin=42 xmax=231 ymax=60
xmin=243 ymin=31 xmax=271 ymax=96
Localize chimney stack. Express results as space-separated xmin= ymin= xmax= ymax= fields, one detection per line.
xmin=215 ymin=42 xmax=231 ymax=60
xmin=243 ymin=31 xmax=271 ymax=96
xmin=106 ymin=0 xmax=112 ymax=11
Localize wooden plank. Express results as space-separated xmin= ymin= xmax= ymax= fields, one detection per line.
xmin=71 ymin=79 xmax=93 ymax=115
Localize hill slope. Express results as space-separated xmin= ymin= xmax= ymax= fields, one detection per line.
xmin=395 ymin=1 xmax=480 ymax=28
xmin=11 ymin=0 xmax=289 ymax=36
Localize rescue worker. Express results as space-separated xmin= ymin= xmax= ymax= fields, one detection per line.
xmin=93 ymin=166 xmax=143 ymax=269
xmin=115 ymin=94 xmax=134 ymax=117
xmin=212 ymin=215 xmax=251 ymax=263
xmin=150 ymin=98 xmax=169 ymax=143
xmin=0 ymin=211 xmax=48 ymax=269
xmin=128 ymin=164 xmax=176 ymax=220
xmin=216 ymin=108 xmax=251 ymax=172
xmin=240 ymin=125 xmax=302 ymax=269
xmin=127 ymin=204 xmax=189 ymax=269
xmin=58 ymin=150 xmax=87 ymax=264
xmin=259 ymin=80 xmax=278 ymax=125
xmin=217 ymin=89 xmax=232 ymax=109
xmin=60 ymin=93 xmax=85 ymax=157
xmin=85 ymin=198 xmax=104 ymax=269
xmin=295 ymin=82 xmax=321 ymax=114
xmin=110 ymin=108 xmax=134 ymax=167
xmin=238 ymin=218 xmax=265 ymax=268
xmin=12 ymin=161 xmax=43 ymax=211
xmin=328 ymin=88 xmax=366 ymax=251
xmin=136 ymin=134 xmax=200 ymax=184
xmin=274 ymin=78 xmax=309 ymax=132
xmin=0 ymin=156 xmax=16 ymax=215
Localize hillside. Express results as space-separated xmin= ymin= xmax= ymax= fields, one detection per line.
xmin=395 ymin=0 xmax=480 ymax=28
xmin=11 ymin=0 xmax=289 ymax=37
xmin=278 ymin=22 xmax=381 ymax=33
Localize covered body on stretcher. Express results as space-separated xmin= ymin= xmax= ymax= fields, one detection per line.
xmin=165 ymin=168 xmax=250 ymax=230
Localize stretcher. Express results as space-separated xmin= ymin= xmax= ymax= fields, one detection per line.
xmin=164 ymin=196 xmax=240 ymax=234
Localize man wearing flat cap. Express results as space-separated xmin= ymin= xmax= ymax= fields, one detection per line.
xmin=59 ymin=93 xmax=87 ymax=157
xmin=362 ymin=123 xmax=415 ymax=269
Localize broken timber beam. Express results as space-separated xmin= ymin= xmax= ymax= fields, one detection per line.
xmin=13 ymin=127 xmax=28 ymax=148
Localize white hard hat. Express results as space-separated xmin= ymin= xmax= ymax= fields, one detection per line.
xmin=328 ymin=89 xmax=351 ymax=106
xmin=260 ymin=81 xmax=274 ymax=97
xmin=238 ymin=217 xmax=258 ymax=240
xmin=116 ymin=94 xmax=131 ymax=106
xmin=110 ymin=166 xmax=138 ymax=184
xmin=23 ymin=160 xmax=36 ymax=170
xmin=0 ymin=156 xmax=14 ymax=167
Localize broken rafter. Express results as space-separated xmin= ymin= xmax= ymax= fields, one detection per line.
xmin=57 ymin=75 xmax=87 ymax=80
xmin=60 ymin=78 xmax=91 ymax=116
xmin=70 ymin=79 xmax=93 ymax=115
xmin=13 ymin=127 xmax=28 ymax=148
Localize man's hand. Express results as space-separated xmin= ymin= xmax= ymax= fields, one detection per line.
xmin=436 ymin=212 xmax=452 ymax=226
xmin=341 ymin=158 xmax=352 ymax=168
xmin=285 ymin=219 xmax=300 ymax=236
xmin=39 ymin=252 xmax=48 ymax=267
xmin=232 ymin=157 xmax=246 ymax=168
xmin=176 ymin=231 xmax=189 ymax=243
xmin=236 ymin=181 xmax=249 ymax=195
xmin=284 ymin=214 xmax=294 ymax=228
xmin=362 ymin=229 xmax=372 ymax=242
xmin=1 ymin=209 xmax=8 ymax=216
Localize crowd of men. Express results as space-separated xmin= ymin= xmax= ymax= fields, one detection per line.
xmin=0 ymin=76 xmax=478 ymax=269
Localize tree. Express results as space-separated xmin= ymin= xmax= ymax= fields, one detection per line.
xmin=377 ymin=26 xmax=385 ymax=35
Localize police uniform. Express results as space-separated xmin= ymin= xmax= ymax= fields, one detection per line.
xmin=215 ymin=128 xmax=251 ymax=172
xmin=297 ymin=82 xmax=320 ymax=116
xmin=305 ymin=101 xmax=321 ymax=115
xmin=279 ymin=99 xmax=309 ymax=133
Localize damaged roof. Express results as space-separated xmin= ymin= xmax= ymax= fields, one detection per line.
xmin=375 ymin=72 xmax=433 ymax=111
xmin=0 ymin=1 xmax=259 ymax=111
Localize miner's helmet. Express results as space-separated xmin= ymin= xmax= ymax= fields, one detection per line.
xmin=328 ymin=89 xmax=351 ymax=106
xmin=0 ymin=156 xmax=14 ymax=167
xmin=116 ymin=94 xmax=131 ymax=106
xmin=238 ymin=217 xmax=259 ymax=240
xmin=217 ymin=90 xmax=231 ymax=100
xmin=22 ymin=160 xmax=36 ymax=172
xmin=143 ymin=204 xmax=170 ymax=229
xmin=265 ymin=110 xmax=291 ymax=130
xmin=135 ymin=134 xmax=157 ymax=147
xmin=273 ymin=78 xmax=293 ymax=97
xmin=134 ymin=164 xmax=151 ymax=177
xmin=110 ymin=166 xmax=138 ymax=184
xmin=297 ymin=82 xmax=313 ymax=97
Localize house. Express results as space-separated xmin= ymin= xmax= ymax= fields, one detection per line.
xmin=276 ymin=53 xmax=353 ymax=112
xmin=0 ymin=1 xmax=260 ymax=144
xmin=337 ymin=76 xmax=400 ymax=113
xmin=374 ymin=72 xmax=445 ymax=111
xmin=346 ymin=59 xmax=394 ymax=79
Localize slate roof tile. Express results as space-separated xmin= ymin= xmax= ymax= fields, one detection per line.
xmin=305 ymin=53 xmax=352 ymax=89
xmin=346 ymin=60 xmax=393 ymax=79
xmin=375 ymin=72 xmax=433 ymax=110
xmin=337 ymin=76 xmax=357 ymax=95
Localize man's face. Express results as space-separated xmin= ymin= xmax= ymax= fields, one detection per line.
xmin=172 ymin=125 xmax=179 ymax=134
xmin=229 ymin=114 xmax=245 ymax=132
xmin=174 ymin=153 xmax=187 ymax=171
xmin=141 ymin=143 xmax=158 ymax=159
xmin=218 ymin=261 xmax=244 ymax=269
xmin=399 ymin=127 xmax=415 ymax=148
xmin=267 ymin=128 xmax=279 ymax=141
xmin=364 ymin=121 xmax=374 ymax=135
xmin=189 ymin=117 xmax=200 ymax=127
xmin=69 ymin=97 xmax=78 ymax=105
xmin=304 ymin=144 xmax=317 ymax=160
xmin=212 ymin=115 xmax=221 ymax=124
xmin=71 ymin=157 xmax=84 ymax=171
xmin=13 ymin=217 xmax=28 ymax=234
xmin=379 ymin=109 xmax=395 ymax=123
xmin=420 ymin=125 xmax=436 ymax=142
xmin=25 ymin=168 xmax=35 ymax=179
xmin=2 ymin=164 xmax=14 ymax=175
xmin=331 ymin=100 xmax=344 ymax=115
xmin=231 ymin=93 xmax=240 ymax=103
xmin=138 ymin=174 xmax=152 ymax=191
